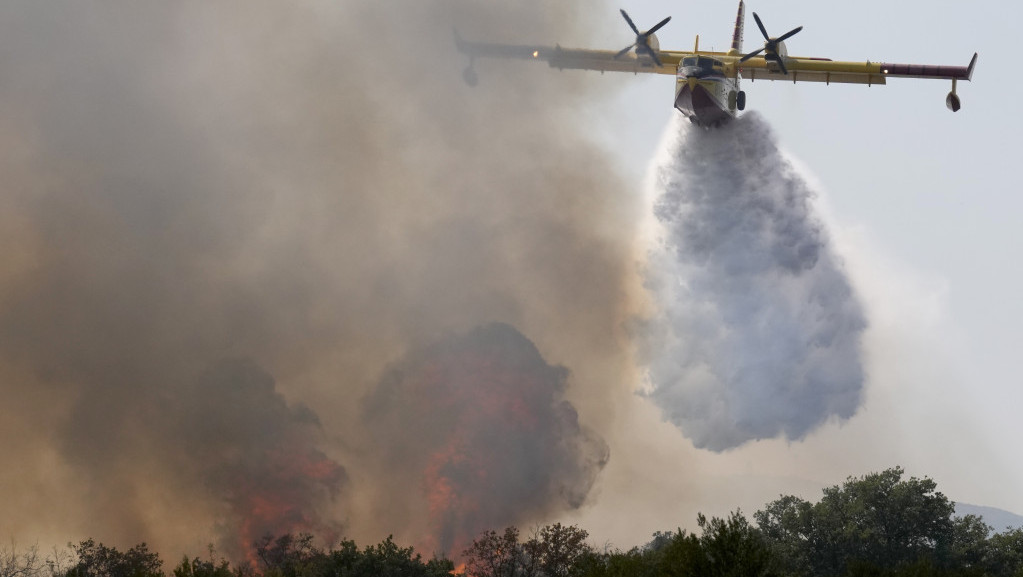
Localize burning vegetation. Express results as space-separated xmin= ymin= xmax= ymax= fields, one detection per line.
xmin=8 ymin=467 xmax=1022 ymax=577
xmin=363 ymin=323 xmax=609 ymax=559
xmin=163 ymin=359 xmax=347 ymax=563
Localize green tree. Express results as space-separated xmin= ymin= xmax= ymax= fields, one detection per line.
xmin=938 ymin=515 xmax=991 ymax=570
xmin=170 ymin=557 xmax=231 ymax=577
xmin=350 ymin=536 xmax=450 ymax=577
xmin=756 ymin=467 xmax=964 ymax=577
xmin=66 ymin=540 xmax=163 ymax=577
xmin=754 ymin=495 xmax=814 ymax=577
xmin=983 ymin=528 xmax=1023 ymax=577
xmin=696 ymin=512 xmax=774 ymax=577
xmin=171 ymin=546 xmax=233 ymax=577
xmin=601 ymin=515 xmax=774 ymax=577
xmin=522 ymin=523 xmax=592 ymax=577
xmin=326 ymin=536 xmax=451 ymax=577
xmin=253 ymin=534 xmax=327 ymax=577
xmin=657 ymin=529 xmax=706 ymax=577
xmin=463 ymin=524 xmax=594 ymax=577
xmin=574 ymin=547 xmax=658 ymax=577
xmin=462 ymin=527 xmax=522 ymax=577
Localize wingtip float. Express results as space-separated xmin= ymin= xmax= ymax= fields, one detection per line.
xmin=455 ymin=3 xmax=977 ymax=128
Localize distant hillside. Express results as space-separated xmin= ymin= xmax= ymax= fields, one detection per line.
xmin=955 ymin=503 xmax=1023 ymax=533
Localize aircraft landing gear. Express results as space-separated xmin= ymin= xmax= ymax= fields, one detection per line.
xmin=737 ymin=90 xmax=746 ymax=111
xmin=463 ymin=66 xmax=479 ymax=87
xmin=946 ymin=78 xmax=961 ymax=111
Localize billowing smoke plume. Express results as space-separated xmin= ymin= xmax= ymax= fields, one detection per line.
xmin=163 ymin=359 xmax=347 ymax=561
xmin=643 ymin=113 xmax=866 ymax=451
xmin=0 ymin=0 xmax=636 ymax=560
xmin=363 ymin=323 xmax=608 ymax=558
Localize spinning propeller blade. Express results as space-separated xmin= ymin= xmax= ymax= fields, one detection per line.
xmin=753 ymin=12 xmax=770 ymax=41
xmin=620 ymin=9 xmax=640 ymax=35
xmin=776 ymin=26 xmax=803 ymax=43
xmin=613 ymin=9 xmax=671 ymax=67
xmin=615 ymin=43 xmax=637 ymax=59
xmin=647 ymin=16 xmax=672 ymax=35
xmin=740 ymin=12 xmax=802 ymax=75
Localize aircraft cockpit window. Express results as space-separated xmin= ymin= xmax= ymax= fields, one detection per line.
xmin=681 ymin=56 xmax=722 ymax=78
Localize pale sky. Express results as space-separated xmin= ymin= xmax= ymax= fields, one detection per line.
xmin=562 ymin=0 xmax=1021 ymax=545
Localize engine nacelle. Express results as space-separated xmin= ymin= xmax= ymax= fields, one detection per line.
xmin=774 ymin=40 xmax=790 ymax=59
xmin=647 ymin=33 xmax=660 ymax=53
xmin=763 ymin=41 xmax=790 ymax=73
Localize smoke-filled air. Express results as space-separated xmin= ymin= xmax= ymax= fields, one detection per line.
xmin=0 ymin=0 xmax=638 ymax=562
xmin=0 ymin=0 xmax=870 ymax=566
xmin=642 ymin=113 xmax=867 ymax=452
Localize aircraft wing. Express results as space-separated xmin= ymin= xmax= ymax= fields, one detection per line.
xmin=455 ymin=33 xmax=691 ymax=76
xmin=738 ymin=53 xmax=978 ymax=86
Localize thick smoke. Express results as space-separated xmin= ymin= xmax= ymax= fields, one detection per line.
xmin=363 ymin=323 xmax=608 ymax=558
xmin=643 ymin=113 xmax=867 ymax=451
xmin=0 ymin=0 xmax=638 ymax=560
xmin=162 ymin=359 xmax=347 ymax=562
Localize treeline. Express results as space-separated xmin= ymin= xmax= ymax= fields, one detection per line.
xmin=0 ymin=535 xmax=455 ymax=577
xmin=3 ymin=467 xmax=1022 ymax=577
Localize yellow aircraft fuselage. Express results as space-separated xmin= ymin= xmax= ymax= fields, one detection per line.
xmin=454 ymin=1 xmax=977 ymax=127
xmin=674 ymin=55 xmax=741 ymax=127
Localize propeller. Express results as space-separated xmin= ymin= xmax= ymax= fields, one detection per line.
xmin=739 ymin=12 xmax=802 ymax=75
xmin=614 ymin=10 xmax=671 ymax=67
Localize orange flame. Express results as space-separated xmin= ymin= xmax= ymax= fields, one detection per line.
xmin=229 ymin=445 xmax=345 ymax=567
xmin=414 ymin=352 xmax=551 ymax=558
xmin=367 ymin=324 xmax=606 ymax=564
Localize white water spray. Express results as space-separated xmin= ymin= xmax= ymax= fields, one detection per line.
xmin=643 ymin=112 xmax=866 ymax=451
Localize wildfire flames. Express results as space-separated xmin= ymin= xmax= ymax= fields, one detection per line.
xmin=364 ymin=323 xmax=608 ymax=559
xmin=169 ymin=359 xmax=347 ymax=564
xmin=230 ymin=446 xmax=346 ymax=566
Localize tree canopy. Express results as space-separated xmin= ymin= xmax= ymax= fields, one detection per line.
xmin=754 ymin=467 xmax=1014 ymax=577
xmin=2 ymin=467 xmax=1020 ymax=577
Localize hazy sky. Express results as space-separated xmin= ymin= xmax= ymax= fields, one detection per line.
xmin=556 ymin=0 xmax=1021 ymax=544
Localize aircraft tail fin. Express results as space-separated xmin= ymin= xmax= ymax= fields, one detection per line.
xmin=731 ymin=1 xmax=745 ymax=53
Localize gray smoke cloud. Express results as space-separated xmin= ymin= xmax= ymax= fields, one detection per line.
xmin=161 ymin=359 xmax=347 ymax=561
xmin=363 ymin=323 xmax=608 ymax=558
xmin=0 ymin=0 xmax=639 ymax=560
xmin=643 ymin=113 xmax=867 ymax=452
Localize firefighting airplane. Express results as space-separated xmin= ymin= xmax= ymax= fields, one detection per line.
xmin=455 ymin=2 xmax=977 ymax=127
